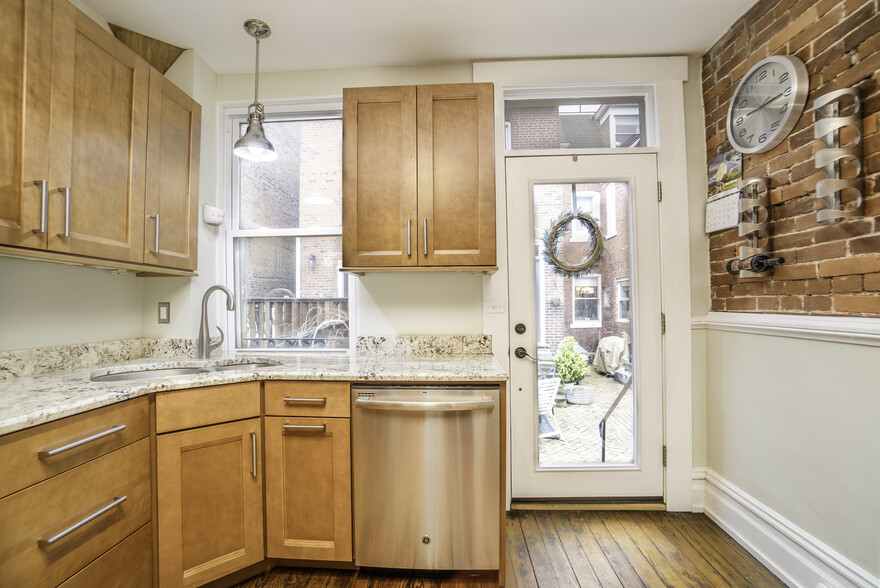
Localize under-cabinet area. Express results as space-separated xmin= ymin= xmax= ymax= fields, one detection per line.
xmin=0 ymin=368 xmax=506 ymax=587
xmin=0 ymin=0 xmax=200 ymax=275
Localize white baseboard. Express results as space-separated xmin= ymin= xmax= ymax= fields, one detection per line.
xmin=692 ymin=468 xmax=878 ymax=588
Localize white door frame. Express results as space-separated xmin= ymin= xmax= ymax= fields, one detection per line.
xmin=474 ymin=57 xmax=694 ymax=511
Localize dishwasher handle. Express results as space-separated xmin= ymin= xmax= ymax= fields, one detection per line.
xmin=355 ymin=398 xmax=495 ymax=412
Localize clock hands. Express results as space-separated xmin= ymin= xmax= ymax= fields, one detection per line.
xmin=745 ymin=91 xmax=785 ymax=118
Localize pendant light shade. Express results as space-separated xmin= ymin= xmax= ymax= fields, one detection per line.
xmin=234 ymin=19 xmax=277 ymax=162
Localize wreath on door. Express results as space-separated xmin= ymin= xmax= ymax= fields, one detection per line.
xmin=542 ymin=210 xmax=605 ymax=278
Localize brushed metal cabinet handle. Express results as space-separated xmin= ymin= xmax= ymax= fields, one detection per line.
xmin=423 ymin=218 xmax=428 ymax=256
xmin=38 ymin=424 xmax=126 ymax=458
xmin=282 ymin=424 xmax=327 ymax=433
xmin=38 ymin=496 xmax=127 ymax=547
xmin=57 ymin=187 xmax=71 ymax=238
xmin=250 ymin=432 xmax=257 ymax=478
xmin=355 ymin=398 xmax=495 ymax=412
xmin=33 ymin=180 xmax=48 ymax=234
xmin=150 ymin=214 xmax=160 ymax=254
xmin=406 ymin=218 xmax=412 ymax=256
xmin=282 ymin=397 xmax=327 ymax=405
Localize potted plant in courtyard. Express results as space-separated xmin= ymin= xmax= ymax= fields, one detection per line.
xmin=554 ymin=336 xmax=594 ymax=405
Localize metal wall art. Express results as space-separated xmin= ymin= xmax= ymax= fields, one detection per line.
xmin=542 ymin=211 xmax=605 ymax=278
xmin=727 ymin=178 xmax=785 ymax=278
xmin=813 ymin=88 xmax=863 ymax=224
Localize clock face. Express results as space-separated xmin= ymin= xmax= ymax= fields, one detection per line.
xmin=726 ymin=55 xmax=809 ymax=154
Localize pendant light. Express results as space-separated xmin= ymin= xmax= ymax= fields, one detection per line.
xmin=233 ymin=19 xmax=277 ymax=162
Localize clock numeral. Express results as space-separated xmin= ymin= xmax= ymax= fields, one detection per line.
xmin=780 ymin=103 xmax=788 ymax=115
xmin=759 ymin=133 xmax=768 ymax=144
xmin=736 ymin=116 xmax=744 ymax=126
xmin=783 ymin=86 xmax=792 ymax=97
xmin=747 ymin=134 xmax=755 ymax=143
xmin=758 ymin=70 xmax=768 ymax=81
xmin=740 ymin=98 xmax=748 ymax=109
xmin=739 ymin=128 xmax=747 ymax=138
xmin=779 ymin=72 xmax=789 ymax=83
xmin=771 ymin=121 xmax=780 ymax=131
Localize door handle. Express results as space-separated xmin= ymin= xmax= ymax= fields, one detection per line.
xmin=514 ymin=347 xmax=538 ymax=361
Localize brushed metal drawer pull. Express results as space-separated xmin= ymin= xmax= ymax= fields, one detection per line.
xmin=33 ymin=180 xmax=48 ymax=234
xmin=57 ymin=187 xmax=71 ymax=238
xmin=282 ymin=424 xmax=326 ymax=433
xmin=406 ymin=218 xmax=412 ymax=256
xmin=423 ymin=218 xmax=428 ymax=256
xmin=150 ymin=214 xmax=160 ymax=254
xmin=38 ymin=495 xmax=127 ymax=547
xmin=282 ymin=397 xmax=327 ymax=405
xmin=38 ymin=424 xmax=126 ymax=458
xmin=250 ymin=432 xmax=257 ymax=478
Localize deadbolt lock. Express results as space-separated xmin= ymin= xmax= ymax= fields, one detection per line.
xmin=514 ymin=323 xmax=526 ymax=334
xmin=422 ymin=535 xmax=431 ymax=544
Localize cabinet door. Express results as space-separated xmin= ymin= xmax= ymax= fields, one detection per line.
xmin=417 ymin=83 xmax=496 ymax=266
xmin=265 ymin=416 xmax=352 ymax=561
xmin=0 ymin=0 xmax=52 ymax=248
xmin=144 ymin=69 xmax=200 ymax=270
xmin=157 ymin=419 xmax=263 ymax=588
xmin=47 ymin=0 xmax=148 ymax=262
xmin=342 ymin=85 xmax=417 ymax=267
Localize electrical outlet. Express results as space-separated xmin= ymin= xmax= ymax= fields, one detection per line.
xmin=483 ymin=300 xmax=505 ymax=314
xmin=158 ymin=302 xmax=170 ymax=324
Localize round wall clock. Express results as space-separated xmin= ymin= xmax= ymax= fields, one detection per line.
xmin=726 ymin=55 xmax=809 ymax=154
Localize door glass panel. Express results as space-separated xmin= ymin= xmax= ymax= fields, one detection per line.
xmin=534 ymin=181 xmax=635 ymax=467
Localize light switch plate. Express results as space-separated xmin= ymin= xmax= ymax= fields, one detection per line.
xmin=484 ymin=300 xmax=505 ymax=314
xmin=158 ymin=302 xmax=170 ymax=324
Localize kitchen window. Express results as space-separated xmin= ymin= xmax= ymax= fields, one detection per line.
xmin=572 ymin=275 xmax=601 ymax=327
xmin=226 ymin=110 xmax=351 ymax=351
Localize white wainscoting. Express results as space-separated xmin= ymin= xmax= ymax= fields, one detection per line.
xmin=692 ymin=469 xmax=879 ymax=588
xmin=692 ymin=312 xmax=880 ymax=347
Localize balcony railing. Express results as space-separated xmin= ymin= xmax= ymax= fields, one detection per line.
xmin=240 ymin=297 xmax=349 ymax=349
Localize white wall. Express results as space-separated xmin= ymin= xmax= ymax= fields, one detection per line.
xmin=705 ymin=328 xmax=880 ymax=577
xmin=0 ymin=257 xmax=143 ymax=350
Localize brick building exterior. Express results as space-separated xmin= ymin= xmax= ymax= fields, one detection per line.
xmin=703 ymin=0 xmax=880 ymax=315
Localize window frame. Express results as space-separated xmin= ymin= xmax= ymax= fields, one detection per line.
xmin=617 ymin=278 xmax=631 ymax=323
xmin=571 ymin=274 xmax=602 ymax=328
xmin=571 ymin=188 xmax=601 ymax=243
xmin=222 ymin=98 xmax=354 ymax=353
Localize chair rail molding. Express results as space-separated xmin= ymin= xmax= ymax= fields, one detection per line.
xmin=697 ymin=468 xmax=878 ymax=588
xmin=692 ymin=312 xmax=880 ymax=347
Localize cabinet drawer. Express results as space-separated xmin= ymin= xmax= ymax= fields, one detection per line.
xmin=265 ymin=381 xmax=350 ymax=417
xmin=0 ymin=396 xmax=149 ymax=498
xmin=59 ymin=523 xmax=152 ymax=588
xmin=0 ymin=438 xmax=152 ymax=588
xmin=156 ymin=381 xmax=261 ymax=433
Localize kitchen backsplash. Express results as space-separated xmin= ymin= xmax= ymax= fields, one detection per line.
xmin=355 ymin=335 xmax=491 ymax=357
xmin=0 ymin=338 xmax=196 ymax=380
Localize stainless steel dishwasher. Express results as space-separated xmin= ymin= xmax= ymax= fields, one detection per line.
xmin=352 ymin=384 xmax=500 ymax=570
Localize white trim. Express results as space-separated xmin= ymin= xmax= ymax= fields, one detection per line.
xmin=699 ymin=468 xmax=878 ymax=588
xmin=693 ymin=312 xmax=880 ymax=347
xmin=691 ymin=466 xmax=706 ymax=513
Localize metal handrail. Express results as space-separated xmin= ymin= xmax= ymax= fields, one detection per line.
xmin=599 ymin=373 xmax=633 ymax=462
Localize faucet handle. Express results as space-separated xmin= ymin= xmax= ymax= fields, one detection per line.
xmin=210 ymin=326 xmax=225 ymax=353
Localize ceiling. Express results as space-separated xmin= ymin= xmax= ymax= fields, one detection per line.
xmin=81 ymin=0 xmax=758 ymax=75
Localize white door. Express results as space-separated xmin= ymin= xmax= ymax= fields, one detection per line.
xmin=507 ymin=153 xmax=663 ymax=499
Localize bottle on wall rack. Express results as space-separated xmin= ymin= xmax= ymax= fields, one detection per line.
xmin=726 ymin=255 xmax=785 ymax=275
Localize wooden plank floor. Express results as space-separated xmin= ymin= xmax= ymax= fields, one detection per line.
xmin=232 ymin=511 xmax=786 ymax=587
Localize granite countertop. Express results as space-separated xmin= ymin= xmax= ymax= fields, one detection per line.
xmin=0 ymin=342 xmax=508 ymax=436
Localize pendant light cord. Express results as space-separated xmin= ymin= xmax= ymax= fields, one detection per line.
xmin=253 ymin=36 xmax=261 ymax=109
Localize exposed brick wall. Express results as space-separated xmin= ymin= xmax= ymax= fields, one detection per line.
xmin=506 ymin=106 xmax=560 ymax=149
xmin=703 ymin=0 xmax=880 ymax=315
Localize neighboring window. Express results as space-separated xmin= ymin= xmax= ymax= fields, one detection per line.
xmin=604 ymin=184 xmax=618 ymax=239
xmin=503 ymin=86 xmax=655 ymax=151
xmin=571 ymin=187 xmax=601 ymax=242
xmin=603 ymin=286 xmax=612 ymax=307
xmin=573 ymin=276 xmax=601 ymax=327
xmin=617 ymin=279 xmax=631 ymax=322
xmin=228 ymin=114 xmax=350 ymax=350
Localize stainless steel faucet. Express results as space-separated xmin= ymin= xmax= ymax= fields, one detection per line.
xmin=198 ymin=285 xmax=235 ymax=359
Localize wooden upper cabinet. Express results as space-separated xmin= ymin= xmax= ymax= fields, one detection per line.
xmin=48 ymin=0 xmax=148 ymax=263
xmin=144 ymin=69 xmax=200 ymax=270
xmin=343 ymin=85 xmax=418 ymax=268
xmin=0 ymin=0 xmax=53 ymax=249
xmin=342 ymin=83 xmax=495 ymax=270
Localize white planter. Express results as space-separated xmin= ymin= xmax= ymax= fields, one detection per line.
xmin=564 ymin=384 xmax=594 ymax=405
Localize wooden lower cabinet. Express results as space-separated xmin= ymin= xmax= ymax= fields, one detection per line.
xmin=264 ymin=416 xmax=352 ymax=562
xmin=156 ymin=418 xmax=264 ymax=588
xmin=59 ymin=522 xmax=153 ymax=588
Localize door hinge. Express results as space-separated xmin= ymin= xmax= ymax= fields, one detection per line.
xmin=663 ymin=445 xmax=667 ymax=467
xmin=658 ymin=181 xmax=663 ymax=202
xmin=661 ymin=312 xmax=666 ymax=334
